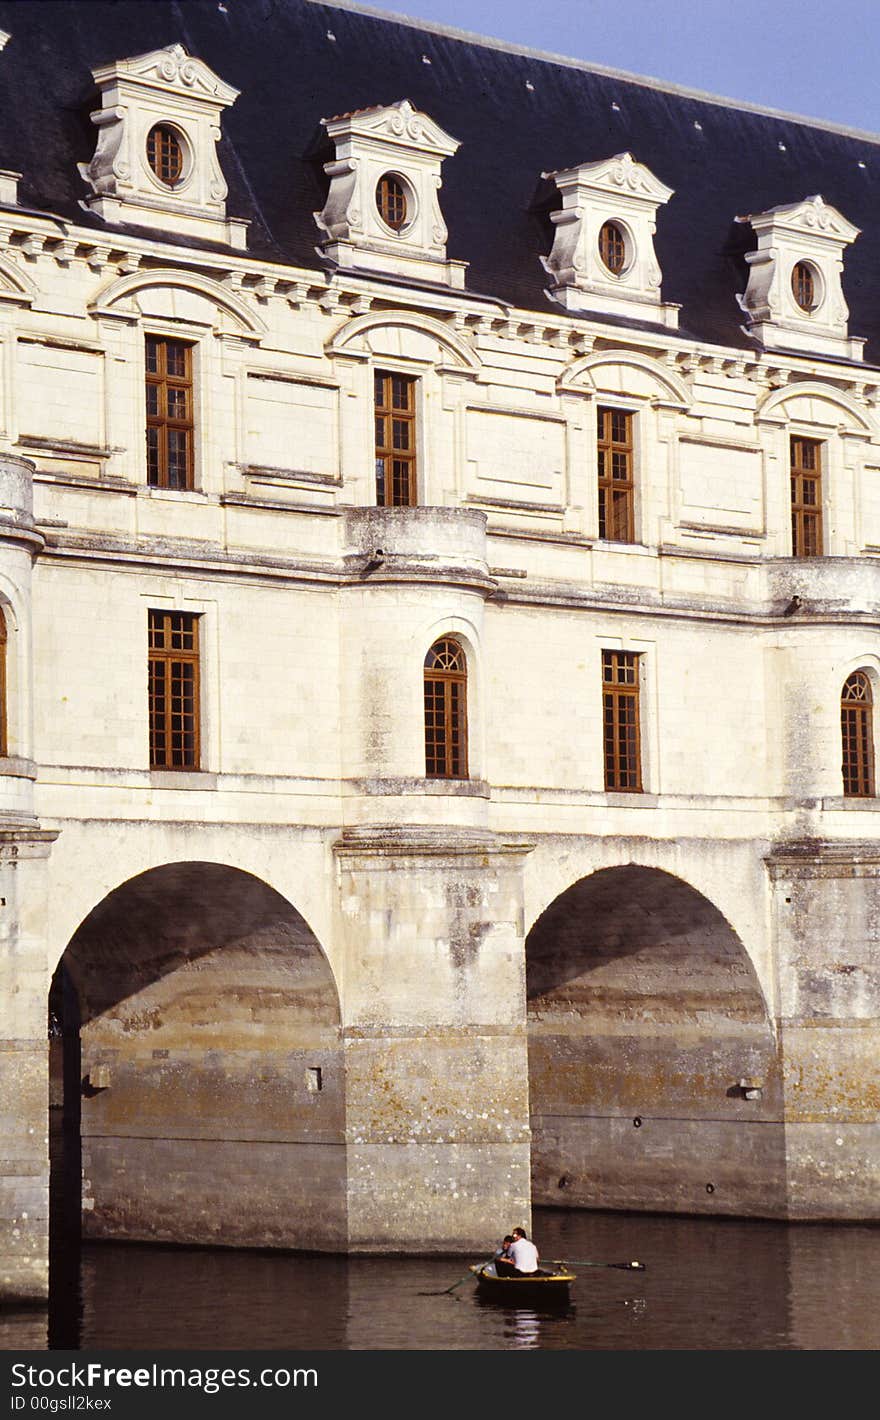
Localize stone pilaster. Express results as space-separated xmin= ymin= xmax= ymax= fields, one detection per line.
xmin=334 ymin=826 xmax=533 ymax=1252
xmin=0 ymin=829 xmax=58 ymax=1301
xmin=767 ymin=839 xmax=880 ymax=1219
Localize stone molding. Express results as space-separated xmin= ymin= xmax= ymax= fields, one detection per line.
xmin=0 ymin=204 xmax=878 ymax=402
xmin=332 ymin=824 xmax=534 ymax=862
xmin=89 ymin=267 xmax=267 ymax=339
xmin=765 ymin=838 xmax=880 ymax=878
xmin=0 ymin=827 xmax=58 ymax=858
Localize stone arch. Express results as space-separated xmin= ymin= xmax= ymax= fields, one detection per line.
xmin=89 ymin=269 xmax=267 ymax=337
xmin=558 ymin=348 xmax=691 ymax=409
xmin=0 ymin=252 xmax=38 ymax=306
xmin=839 ymin=651 xmax=880 ymax=690
xmin=50 ymin=861 xmax=346 ymax=1258
xmin=525 ymin=864 xmax=785 ymax=1219
xmin=326 ymin=309 xmax=481 ymax=371
xmin=757 ymin=381 xmax=876 ymax=435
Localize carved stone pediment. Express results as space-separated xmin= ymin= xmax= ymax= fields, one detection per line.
xmin=756 ymin=194 xmax=860 ymax=243
xmin=315 ymin=99 xmax=466 ymax=288
xmin=79 ymin=44 xmax=247 ymax=249
xmin=541 ymin=153 xmax=678 ymax=327
xmin=335 ymin=99 xmax=459 ymax=157
xmin=559 ymin=151 xmax=674 ymax=204
xmin=91 ymin=42 xmax=240 ymax=105
xmin=738 ymin=195 xmax=863 ymax=360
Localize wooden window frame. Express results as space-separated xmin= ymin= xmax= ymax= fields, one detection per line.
xmin=602 ymin=649 xmax=642 ymax=792
xmin=790 ymin=435 xmax=823 ymax=557
xmin=598 ymin=220 xmax=627 ymax=275
xmin=841 ymin=670 xmax=875 ymax=798
xmin=791 ymin=261 xmax=817 ymax=313
xmin=375 ymin=370 xmax=418 ymax=507
xmin=148 ymin=610 xmax=201 ymax=771
xmin=146 ymin=336 xmax=195 ymax=491
xmin=597 ymin=406 xmax=635 ymax=543
xmin=376 ymin=174 xmax=408 ymax=231
xmin=146 ymin=124 xmax=185 ymax=188
xmin=424 ymin=638 xmax=468 ymax=780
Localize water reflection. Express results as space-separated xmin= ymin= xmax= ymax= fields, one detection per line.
xmin=0 ymin=1310 xmax=48 ymax=1350
xmin=30 ymin=1208 xmax=880 ymax=1351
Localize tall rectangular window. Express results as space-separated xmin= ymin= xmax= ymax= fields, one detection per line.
xmin=146 ymin=337 xmax=194 ymax=490
xmin=148 ymin=610 xmax=200 ymax=770
xmin=602 ymin=650 xmax=642 ymax=791
xmin=597 ymin=407 xmax=635 ymax=542
xmin=375 ymin=371 xmax=417 ymax=506
xmin=790 ymin=436 xmax=822 ymax=556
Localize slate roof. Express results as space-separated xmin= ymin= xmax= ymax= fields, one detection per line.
xmin=0 ymin=0 xmax=878 ymax=361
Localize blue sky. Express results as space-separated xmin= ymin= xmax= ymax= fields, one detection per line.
xmin=339 ymin=0 xmax=880 ymax=134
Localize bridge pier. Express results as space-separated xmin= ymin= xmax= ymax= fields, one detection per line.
xmin=335 ymin=827 xmax=533 ymax=1251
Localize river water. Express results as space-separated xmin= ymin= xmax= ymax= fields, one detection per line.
xmin=2 ymin=1208 xmax=879 ymax=1351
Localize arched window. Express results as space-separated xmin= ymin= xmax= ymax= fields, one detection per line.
xmin=841 ymin=671 xmax=875 ymax=797
xmin=424 ymin=638 xmax=468 ymax=779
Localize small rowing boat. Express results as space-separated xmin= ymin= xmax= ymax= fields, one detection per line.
xmin=469 ymin=1261 xmax=576 ymax=1303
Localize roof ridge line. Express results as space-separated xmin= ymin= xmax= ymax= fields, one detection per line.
xmin=307 ymin=0 xmax=880 ymax=147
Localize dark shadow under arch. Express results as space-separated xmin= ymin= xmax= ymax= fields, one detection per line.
xmin=526 ymin=864 xmax=785 ymax=1219
xmin=50 ymin=861 xmax=346 ymax=1296
xmin=62 ymin=861 xmax=337 ymax=1024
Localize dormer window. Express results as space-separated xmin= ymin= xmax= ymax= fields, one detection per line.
xmin=791 ymin=260 xmax=818 ymax=313
xmin=598 ymin=220 xmax=627 ymax=275
xmin=315 ymin=99 xmax=466 ymax=288
xmin=79 ymin=43 xmax=247 ymax=249
xmin=147 ymin=124 xmax=186 ymax=188
xmin=541 ymin=152 xmax=678 ymax=327
xmin=738 ymin=195 xmax=862 ymax=359
xmin=377 ymin=174 xmax=409 ymax=231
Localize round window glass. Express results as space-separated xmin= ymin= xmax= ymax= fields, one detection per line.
xmin=376 ymin=174 xmax=408 ymax=230
xmin=791 ymin=261 xmax=818 ymax=312
xmin=598 ymin=220 xmax=627 ymax=275
xmin=146 ymin=124 xmax=185 ymax=188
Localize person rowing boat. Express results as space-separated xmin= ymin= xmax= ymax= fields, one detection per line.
xmin=506 ymin=1226 xmax=540 ymax=1276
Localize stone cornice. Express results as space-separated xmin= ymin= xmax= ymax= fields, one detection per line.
xmin=0 ymin=209 xmax=877 ymax=397
xmin=35 ymin=526 xmax=880 ymax=627
xmin=765 ymin=839 xmax=880 ymax=877
xmin=332 ymin=824 xmax=535 ymax=862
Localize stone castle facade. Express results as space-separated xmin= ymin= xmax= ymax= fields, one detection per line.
xmin=1 ymin=0 xmax=879 ymax=1301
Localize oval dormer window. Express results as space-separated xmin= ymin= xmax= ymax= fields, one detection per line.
xmin=376 ymin=173 xmax=408 ymax=231
xmin=146 ymin=124 xmax=186 ymax=188
xmin=598 ymin=220 xmax=627 ymax=275
xmin=791 ymin=261 xmax=818 ymax=312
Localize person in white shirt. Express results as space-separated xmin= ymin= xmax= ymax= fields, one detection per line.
xmin=507 ymin=1226 xmax=540 ymax=1275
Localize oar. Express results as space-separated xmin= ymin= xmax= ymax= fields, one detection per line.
xmin=554 ymin=1257 xmax=646 ymax=1271
xmin=417 ymin=1258 xmax=492 ymax=1296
